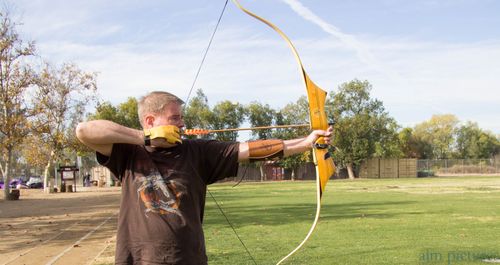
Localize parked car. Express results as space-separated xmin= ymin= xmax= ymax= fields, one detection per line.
xmin=19 ymin=175 xmax=29 ymax=183
xmin=9 ymin=178 xmax=25 ymax=189
xmin=27 ymin=176 xmax=43 ymax=189
xmin=0 ymin=180 xmax=4 ymax=189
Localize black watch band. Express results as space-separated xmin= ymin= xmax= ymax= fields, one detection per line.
xmin=144 ymin=135 xmax=151 ymax=146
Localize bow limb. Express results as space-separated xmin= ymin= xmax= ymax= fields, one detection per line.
xmin=231 ymin=1 xmax=336 ymax=264
xmin=276 ymin=77 xmax=335 ymax=265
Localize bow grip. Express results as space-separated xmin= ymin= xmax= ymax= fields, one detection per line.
xmin=314 ymin=121 xmax=334 ymax=149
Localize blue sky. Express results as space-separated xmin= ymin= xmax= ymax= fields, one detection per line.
xmin=8 ymin=0 xmax=500 ymax=134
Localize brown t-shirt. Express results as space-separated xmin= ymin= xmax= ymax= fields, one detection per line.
xmin=97 ymin=139 xmax=239 ymax=265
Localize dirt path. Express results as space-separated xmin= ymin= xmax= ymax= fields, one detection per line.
xmin=0 ymin=187 xmax=121 ymax=265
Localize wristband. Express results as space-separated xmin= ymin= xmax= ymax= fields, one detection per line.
xmin=144 ymin=135 xmax=151 ymax=146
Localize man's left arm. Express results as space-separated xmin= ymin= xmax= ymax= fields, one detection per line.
xmin=238 ymin=126 xmax=333 ymax=162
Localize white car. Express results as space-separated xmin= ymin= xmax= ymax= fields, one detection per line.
xmin=26 ymin=176 xmax=43 ymax=188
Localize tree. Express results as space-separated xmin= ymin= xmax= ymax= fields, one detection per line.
xmin=32 ymin=62 xmax=97 ymax=192
xmin=413 ymin=114 xmax=459 ymax=159
xmin=246 ymin=101 xmax=276 ymax=139
xmin=88 ymin=101 xmax=119 ymax=121
xmin=0 ymin=10 xmax=36 ymax=199
xmin=240 ymin=102 xmax=280 ymax=180
xmin=272 ymin=97 xmax=311 ymax=180
xmin=20 ymin=135 xmax=52 ymax=175
xmin=455 ymin=122 xmax=500 ymax=159
xmin=210 ymin=100 xmax=246 ymax=141
xmin=272 ymin=96 xmax=310 ymax=139
xmin=116 ymin=97 xmax=140 ymax=129
xmin=373 ymin=115 xmax=402 ymax=158
xmin=398 ymin=127 xmax=432 ymax=158
xmin=183 ymin=89 xmax=213 ymax=139
xmin=89 ymin=97 xmax=140 ymax=129
xmin=329 ymin=79 xmax=400 ymax=179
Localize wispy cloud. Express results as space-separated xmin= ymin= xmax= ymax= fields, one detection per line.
xmin=280 ymin=0 xmax=380 ymax=69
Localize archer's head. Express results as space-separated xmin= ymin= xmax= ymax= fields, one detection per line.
xmin=138 ymin=91 xmax=185 ymax=130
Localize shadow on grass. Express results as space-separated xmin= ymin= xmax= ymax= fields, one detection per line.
xmin=204 ymin=198 xmax=422 ymax=227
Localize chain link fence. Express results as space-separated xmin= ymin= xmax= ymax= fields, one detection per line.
xmin=417 ymin=159 xmax=500 ymax=175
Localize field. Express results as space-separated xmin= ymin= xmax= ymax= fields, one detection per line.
xmin=203 ymin=177 xmax=500 ymax=265
xmin=1 ymin=176 xmax=500 ymax=265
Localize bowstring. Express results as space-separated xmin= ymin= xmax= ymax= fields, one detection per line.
xmin=183 ymin=1 xmax=257 ymax=264
xmin=184 ymin=0 xmax=229 ymax=107
xmin=208 ymin=189 xmax=258 ymax=265
xmin=232 ymin=164 xmax=248 ymax=187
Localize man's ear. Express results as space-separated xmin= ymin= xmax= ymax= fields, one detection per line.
xmin=144 ymin=115 xmax=155 ymax=128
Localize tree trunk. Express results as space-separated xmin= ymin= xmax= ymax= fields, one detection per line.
xmin=43 ymin=150 xmax=55 ymax=193
xmin=2 ymin=148 xmax=13 ymax=200
xmin=291 ymin=168 xmax=295 ymax=181
xmin=347 ymin=163 xmax=356 ymax=180
xmin=259 ymin=164 xmax=265 ymax=182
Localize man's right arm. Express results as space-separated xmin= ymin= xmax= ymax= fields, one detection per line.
xmin=76 ymin=120 xmax=143 ymax=157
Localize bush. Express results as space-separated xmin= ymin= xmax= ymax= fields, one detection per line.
xmin=418 ymin=170 xmax=435 ymax=177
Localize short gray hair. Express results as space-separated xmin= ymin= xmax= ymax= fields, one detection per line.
xmin=137 ymin=91 xmax=184 ymax=127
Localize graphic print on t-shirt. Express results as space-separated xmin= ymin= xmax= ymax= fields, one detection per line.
xmin=136 ymin=169 xmax=185 ymax=221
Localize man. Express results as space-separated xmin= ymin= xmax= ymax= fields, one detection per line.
xmin=76 ymin=91 xmax=332 ymax=265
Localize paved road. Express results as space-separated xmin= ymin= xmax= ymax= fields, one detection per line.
xmin=0 ymin=188 xmax=120 ymax=265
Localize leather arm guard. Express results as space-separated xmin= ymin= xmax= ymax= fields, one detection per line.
xmin=248 ymin=139 xmax=284 ymax=162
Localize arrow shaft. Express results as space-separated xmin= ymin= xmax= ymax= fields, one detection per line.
xmin=208 ymin=124 xmax=309 ymax=133
xmin=184 ymin=124 xmax=310 ymax=135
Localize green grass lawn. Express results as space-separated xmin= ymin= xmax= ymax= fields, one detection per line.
xmin=203 ymin=177 xmax=500 ymax=265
